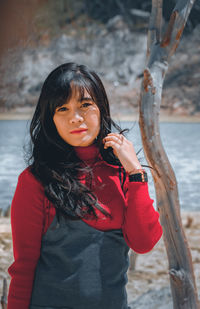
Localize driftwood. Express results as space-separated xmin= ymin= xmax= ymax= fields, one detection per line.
xmin=128 ymin=250 xmax=138 ymax=271
xmin=4 ymin=206 xmax=10 ymax=218
xmin=138 ymin=0 xmax=200 ymax=308
xmin=1 ymin=278 xmax=7 ymax=309
xmin=0 ymin=206 xmax=10 ymax=218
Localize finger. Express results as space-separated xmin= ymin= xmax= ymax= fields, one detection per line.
xmin=104 ymin=138 xmax=123 ymax=147
xmin=104 ymin=140 xmax=122 ymax=150
xmin=104 ymin=135 xmax=121 ymax=141
xmin=104 ymin=134 xmax=124 ymax=145
xmin=108 ymin=133 xmax=125 ymax=143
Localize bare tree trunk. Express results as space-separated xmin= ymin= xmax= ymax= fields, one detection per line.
xmin=138 ymin=0 xmax=200 ymax=308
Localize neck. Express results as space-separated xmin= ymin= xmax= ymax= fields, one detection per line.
xmin=74 ymin=143 xmax=100 ymax=162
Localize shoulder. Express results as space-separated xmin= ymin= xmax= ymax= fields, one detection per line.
xmin=12 ymin=167 xmax=45 ymax=213
xmin=18 ymin=166 xmax=43 ymax=186
xmin=16 ymin=166 xmax=44 ymax=197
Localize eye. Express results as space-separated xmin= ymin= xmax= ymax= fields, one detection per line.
xmin=57 ymin=106 xmax=68 ymax=112
xmin=81 ymin=102 xmax=92 ymax=108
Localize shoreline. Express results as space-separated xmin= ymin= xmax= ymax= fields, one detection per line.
xmin=0 ymin=112 xmax=200 ymax=122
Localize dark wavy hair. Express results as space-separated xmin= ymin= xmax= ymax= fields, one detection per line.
xmin=28 ymin=62 xmax=131 ymax=221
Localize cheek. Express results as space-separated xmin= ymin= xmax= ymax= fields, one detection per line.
xmin=53 ymin=116 xmax=59 ymax=132
xmin=53 ymin=116 xmax=67 ymax=135
xmin=90 ymin=113 xmax=100 ymax=133
xmin=86 ymin=107 xmax=100 ymax=126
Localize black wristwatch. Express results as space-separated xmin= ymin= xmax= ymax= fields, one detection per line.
xmin=129 ymin=170 xmax=148 ymax=183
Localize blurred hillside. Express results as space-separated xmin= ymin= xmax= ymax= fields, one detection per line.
xmin=0 ymin=0 xmax=200 ymax=119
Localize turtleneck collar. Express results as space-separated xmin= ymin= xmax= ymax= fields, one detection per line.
xmin=74 ymin=143 xmax=101 ymax=162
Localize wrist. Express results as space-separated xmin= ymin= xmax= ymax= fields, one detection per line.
xmin=127 ymin=167 xmax=144 ymax=175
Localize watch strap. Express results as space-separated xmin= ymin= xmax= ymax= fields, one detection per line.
xmin=129 ymin=171 xmax=148 ymax=183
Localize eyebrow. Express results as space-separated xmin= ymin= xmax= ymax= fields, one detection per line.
xmin=79 ymin=97 xmax=94 ymax=102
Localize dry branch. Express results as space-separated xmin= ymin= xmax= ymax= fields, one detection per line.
xmin=139 ymin=0 xmax=200 ymax=308
xmin=147 ymin=0 xmax=163 ymax=62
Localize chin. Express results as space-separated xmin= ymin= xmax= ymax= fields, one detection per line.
xmin=70 ymin=141 xmax=94 ymax=147
xmin=63 ymin=135 xmax=97 ymax=147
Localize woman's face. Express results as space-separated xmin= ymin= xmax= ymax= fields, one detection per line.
xmin=53 ymin=87 xmax=101 ymax=147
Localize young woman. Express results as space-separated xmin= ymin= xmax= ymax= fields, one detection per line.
xmin=7 ymin=62 xmax=163 ymax=309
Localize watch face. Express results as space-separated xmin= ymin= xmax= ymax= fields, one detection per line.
xmin=143 ymin=172 xmax=148 ymax=182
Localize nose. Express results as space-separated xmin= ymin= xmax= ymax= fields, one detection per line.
xmin=69 ymin=110 xmax=84 ymax=124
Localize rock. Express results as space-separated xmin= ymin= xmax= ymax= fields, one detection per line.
xmin=130 ymin=9 xmax=150 ymax=20
xmin=106 ymin=15 xmax=127 ymax=31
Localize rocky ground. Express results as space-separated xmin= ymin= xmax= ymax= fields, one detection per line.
xmin=0 ymin=211 xmax=200 ymax=308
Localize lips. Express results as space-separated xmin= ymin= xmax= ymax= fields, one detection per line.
xmin=70 ymin=128 xmax=88 ymax=134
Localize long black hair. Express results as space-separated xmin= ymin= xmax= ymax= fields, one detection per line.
xmin=28 ymin=62 xmax=131 ymax=221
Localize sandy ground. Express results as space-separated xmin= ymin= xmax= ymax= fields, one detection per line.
xmin=0 ymin=211 xmax=200 ymax=306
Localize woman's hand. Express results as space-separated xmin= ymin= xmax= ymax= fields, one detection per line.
xmin=102 ymin=133 xmax=142 ymax=173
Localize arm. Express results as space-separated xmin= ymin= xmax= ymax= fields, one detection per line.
xmin=103 ymin=133 xmax=162 ymax=254
xmin=7 ymin=168 xmax=45 ymax=309
xmin=122 ymin=174 xmax=163 ymax=254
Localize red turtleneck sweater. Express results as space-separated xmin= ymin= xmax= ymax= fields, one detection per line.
xmin=7 ymin=144 xmax=162 ymax=309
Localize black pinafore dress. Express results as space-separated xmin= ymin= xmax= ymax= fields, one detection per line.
xmin=29 ymin=169 xmax=130 ymax=309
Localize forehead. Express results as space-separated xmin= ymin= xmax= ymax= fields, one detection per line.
xmin=65 ymin=82 xmax=95 ymax=103
xmin=71 ymin=85 xmax=91 ymax=99
xmin=51 ymin=80 xmax=98 ymax=113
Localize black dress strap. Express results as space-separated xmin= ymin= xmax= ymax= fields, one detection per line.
xmin=119 ymin=166 xmax=126 ymax=192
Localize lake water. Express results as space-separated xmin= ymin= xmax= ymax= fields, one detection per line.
xmin=0 ymin=120 xmax=200 ymax=213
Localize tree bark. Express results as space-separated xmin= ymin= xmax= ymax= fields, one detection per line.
xmin=138 ymin=0 xmax=200 ymax=308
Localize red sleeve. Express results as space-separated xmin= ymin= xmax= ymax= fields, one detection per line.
xmin=7 ymin=168 xmax=45 ymax=309
xmin=122 ymin=172 xmax=163 ymax=254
